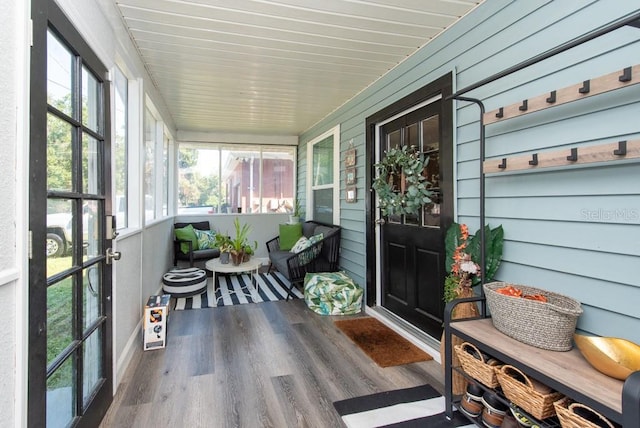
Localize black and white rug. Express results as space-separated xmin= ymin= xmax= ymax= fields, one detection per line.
xmin=173 ymin=272 xmax=303 ymax=310
xmin=333 ymin=385 xmax=474 ymax=428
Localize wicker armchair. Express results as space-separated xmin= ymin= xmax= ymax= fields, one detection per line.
xmin=173 ymin=221 xmax=220 ymax=267
xmin=266 ymin=221 xmax=341 ymax=300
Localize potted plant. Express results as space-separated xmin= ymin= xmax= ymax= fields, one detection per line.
xmin=289 ymin=199 xmax=303 ymax=224
xmin=242 ymin=242 xmax=256 ymax=262
xmin=214 ymin=233 xmax=232 ymax=264
xmin=229 ymin=217 xmax=257 ymax=265
xmin=440 ymin=222 xmax=504 ymax=395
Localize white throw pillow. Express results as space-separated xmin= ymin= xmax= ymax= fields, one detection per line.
xmin=290 ymin=236 xmax=310 ymax=253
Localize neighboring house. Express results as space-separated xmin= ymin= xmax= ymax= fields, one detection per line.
xmin=1 ymin=0 xmax=638 ymax=426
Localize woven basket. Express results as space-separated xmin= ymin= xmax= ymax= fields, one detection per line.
xmin=497 ymin=365 xmax=563 ymax=420
xmin=554 ymin=397 xmax=614 ymax=428
xmin=454 ymin=342 xmax=501 ymax=388
xmin=484 ymin=282 xmax=583 ymax=351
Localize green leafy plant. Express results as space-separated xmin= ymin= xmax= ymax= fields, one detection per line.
xmin=230 ymin=217 xmax=257 ymax=254
xmin=371 ymin=145 xmax=433 ymax=216
xmin=292 ymin=199 xmax=304 ymax=218
xmin=443 ymin=222 xmax=504 ymax=303
xmin=214 ymin=233 xmax=232 ymax=253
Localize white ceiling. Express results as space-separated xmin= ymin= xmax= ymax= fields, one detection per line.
xmin=113 ymin=0 xmax=482 ymax=136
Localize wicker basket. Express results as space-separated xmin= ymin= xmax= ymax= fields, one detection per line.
xmin=496 ymin=365 xmax=563 ymax=420
xmin=554 ymin=397 xmax=615 ymax=428
xmin=484 ymin=282 xmax=583 ymax=351
xmin=454 ymin=342 xmax=501 ymax=388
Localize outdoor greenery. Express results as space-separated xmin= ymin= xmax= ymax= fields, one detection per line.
xmin=178 ymin=147 xmax=223 ymax=208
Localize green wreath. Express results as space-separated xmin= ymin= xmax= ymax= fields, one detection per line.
xmin=372 ymin=145 xmax=433 ymax=216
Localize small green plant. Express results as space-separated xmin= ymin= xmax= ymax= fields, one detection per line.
xmin=230 ymin=217 xmax=256 ymax=253
xmin=292 ymin=199 xmax=304 ymax=217
xmin=214 ymin=233 xmax=232 ymax=253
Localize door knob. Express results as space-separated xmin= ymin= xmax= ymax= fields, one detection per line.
xmin=106 ymin=248 xmax=121 ymax=264
xmin=375 ymin=218 xmax=386 ymax=225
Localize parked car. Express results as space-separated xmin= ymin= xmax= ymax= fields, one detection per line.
xmin=46 ymin=213 xmax=73 ymax=258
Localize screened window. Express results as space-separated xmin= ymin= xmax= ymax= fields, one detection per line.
xmin=178 ymin=144 xmax=295 ymax=214
xmin=307 ymin=126 xmax=340 ymax=225
xmin=143 ymin=108 xmax=156 ymax=223
xmin=113 ymin=67 xmax=127 ymax=229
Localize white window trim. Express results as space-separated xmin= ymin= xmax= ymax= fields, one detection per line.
xmin=306 ymin=125 xmax=340 ymax=225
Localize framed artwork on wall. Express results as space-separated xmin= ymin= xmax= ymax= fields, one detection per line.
xmin=345 ymin=167 xmax=356 ymax=185
xmin=346 ymin=186 xmax=357 ymax=203
xmin=345 ymin=148 xmax=356 ymax=167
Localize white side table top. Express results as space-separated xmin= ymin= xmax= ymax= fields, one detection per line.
xmin=205 ymin=257 xmax=262 ymax=274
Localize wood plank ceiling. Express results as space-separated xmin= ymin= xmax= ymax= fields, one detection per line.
xmin=113 ymin=0 xmax=482 ymax=135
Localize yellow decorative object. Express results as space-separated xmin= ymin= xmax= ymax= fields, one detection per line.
xmin=574 ymin=334 xmax=640 ymax=380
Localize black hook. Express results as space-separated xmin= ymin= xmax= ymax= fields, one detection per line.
xmin=578 ymin=80 xmax=590 ymax=94
xmin=498 ymin=158 xmax=507 ymax=169
xmin=495 ymin=107 xmax=504 ymax=118
xmin=518 ymin=100 xmax=528 ymax=111
xmin=613 ymin=140 xmax=627 ymax=156
xmin=528 ymin=153 xmax=539 ymax=166
xmin=546 ymin=91 xmax=556 ymax=104
xmin=566 ymin=148 xmax=578 ymax=162
xmin=619 ymin=67 xmax=632 ymax=82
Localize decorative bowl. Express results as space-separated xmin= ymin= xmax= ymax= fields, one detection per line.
xmin=574 ymin=334 xmax=640 ymax=380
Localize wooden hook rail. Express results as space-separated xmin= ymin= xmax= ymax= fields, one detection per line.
xmin=484 ymin=139 xmax=640 ymax=173
xmin=484 ymin=64 xmax=640 ymax=124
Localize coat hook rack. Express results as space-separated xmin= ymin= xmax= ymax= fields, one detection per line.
xmin=482 ymin=139 xmax=640 ymax=174
xmin=483 ymin=64 xmax=640 ymax=124
xmin=578 ymin=80 xmax=590 ymax=94
xmin=614 ymin=140 xmax=627 ymax=156
xmin=518 ymin=100 xmax=528 ymax=111
xmin=619 ymin=67 xmax=632 ymax=82
xmin=546 ymin=91 xmax=556 ymax=104
xmin=566 ymin=148 xmax=578 ymax=161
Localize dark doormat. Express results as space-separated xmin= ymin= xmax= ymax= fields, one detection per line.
xmin=334 ymin=317 xmax=433 ymax=367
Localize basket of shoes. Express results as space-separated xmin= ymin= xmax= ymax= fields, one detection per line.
xmin=497 ymin=365 xmax=564 ymax=420
xmin=484 ymin=282 xmax=583 ymax=351
xmin=454 ymin=342 xmax=502 ymax=388
xmin=554 ymin=397 xmax=615 ymax=428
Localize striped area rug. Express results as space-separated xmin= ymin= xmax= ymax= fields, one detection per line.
xmin=333 ymin=385 xmax=474 ymax=428
xmin=173 ymin=272 xmax=303 ymax=309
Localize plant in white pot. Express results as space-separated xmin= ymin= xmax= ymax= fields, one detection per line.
xmin=289 ymin=199 xmax=303 ymax=224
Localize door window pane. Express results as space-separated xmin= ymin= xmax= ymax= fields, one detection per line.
xmin=47 ymin=277 xmax=74 ymax=365
xmin=82 ymin=66 xmax=100 ymax=133
xmin=47 ymin=31 xmax=73 ymax=116
xmin=47 ymin=113 xmax=73 ymax=192
xmin=82 ymin=133 xmax=101 ymax=195
xmin=47 ymin=356 xmax=76 ymax=427
xmin=421 ymin=115 xmax=440 ymax=228
xmin=83 ymin=199 xmax=101 ymax=261
xmin=387 ymin=129 xmax=401 ymax=151
xmin=82 ymin=329 xmax=103 ymax=407
xmin=47 ymin=199 xmax=74 ymax=274
xmin=83 ymin=265 xmax=102 ymax=329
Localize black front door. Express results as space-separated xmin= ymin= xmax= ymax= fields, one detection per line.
xmin=367 ymin=74 xmax=453 ymax=338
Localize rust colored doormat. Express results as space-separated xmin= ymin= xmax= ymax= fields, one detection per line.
xmin=334 ymin=317 xmax=433 ymax=367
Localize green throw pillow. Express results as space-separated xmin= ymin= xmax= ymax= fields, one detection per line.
xmin=195 ymin=229 xmax=217 ymax=250
xmin=175 ymin=224 xmax=199 ymax=254
xmin=279 ymin=223 xmax=302 ymax=251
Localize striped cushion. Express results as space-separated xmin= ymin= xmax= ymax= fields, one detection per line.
xmin=162 ymin=267 xmax=207 ymax=297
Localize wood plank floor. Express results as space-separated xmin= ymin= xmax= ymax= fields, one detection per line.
xmin=100 ymin=299 xmax=445 ymax=428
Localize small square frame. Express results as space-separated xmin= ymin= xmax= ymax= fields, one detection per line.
xmin=345 ymin=148 xmax=356 ymax=167
xmin=345 ymin=167 xmax=357 ymax=185
xmin=346 ymin=186 xmax=357 ymax=203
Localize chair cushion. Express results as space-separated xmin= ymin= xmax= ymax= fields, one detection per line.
xmin=195 ymin=229 xmax=217 ymax=249
xmin=175 ymin=224 xmax=199 ymax=254
xmin=279 ymin=223 xmax=302 ymax=251
xmin=303 ymin=272 xmax=363 ymax=315
xmin=268 ymin=250 xmax=292 ymax=279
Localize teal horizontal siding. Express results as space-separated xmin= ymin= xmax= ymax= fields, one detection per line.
xmin=296 ymin=0 xmax=640 ymax=341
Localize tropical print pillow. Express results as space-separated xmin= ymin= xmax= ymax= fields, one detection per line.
xmin=304 ymin=272 xmax=363 ymax=316
xmin=194 ymin=229 xmax=217 ymax=250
